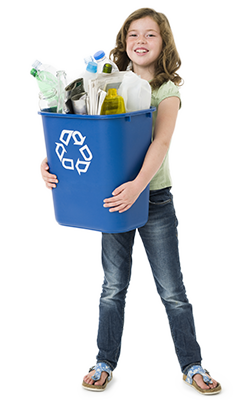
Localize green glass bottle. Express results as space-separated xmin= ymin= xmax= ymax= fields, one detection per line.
xmin=102 ymin=63 xmax=112 ymax=74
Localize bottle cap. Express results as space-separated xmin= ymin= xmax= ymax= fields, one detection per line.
xmin=107 ymin=88 xmax=117 ymax=97
xmin=93 ymin=50 xmax=105 ymax=61
xmin=102 ymin=63 xmax=112 ymax=73
xmin=84 ymin=55 xmax=93 ymax=64
xmin=30 ymin=68 xmax=38 ymax=77
xmin=86 ymin=62 xmax=97 ymax=73
xmin=32 ymin=60 xmax=42 ymax=70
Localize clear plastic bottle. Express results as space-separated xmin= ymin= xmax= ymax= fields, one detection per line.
xmin=100 ymin=88 xmax=126 ymax=115
xmin=81 ymin=61 xmax=98 ymax=92
xmin=93 ymin=50 xmax=118 ymax=73
xmin=30 ymin=68 xmax=58 ymax=93
xmin=32 ymin=60 xmax=57 ymax=75
xmin=56 ymin=70 xmax=67 ymax=113
xmin=39 ymin=88 xmax=58 ymax=113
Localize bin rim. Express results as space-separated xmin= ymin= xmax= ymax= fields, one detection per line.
xmin=38 ymin=107 xmax=156 ymax=120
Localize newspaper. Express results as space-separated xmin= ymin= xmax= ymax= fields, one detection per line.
xmin=88 ymin=72 xmax=127 ymax=115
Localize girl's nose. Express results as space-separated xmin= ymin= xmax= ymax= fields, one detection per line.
xmin=137 ymin=35 xmax=146 ymax=44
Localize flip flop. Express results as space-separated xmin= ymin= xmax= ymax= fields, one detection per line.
xmin=183 ymin=365 xmax=222 ymax=395
xmin=82 ymin=362 xmax=113 ymax=392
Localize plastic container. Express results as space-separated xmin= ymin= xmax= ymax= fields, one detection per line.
xmin=32 ymin=60 xmax=57 ymax=75
xmin=93 ymin=50 xmax=118 ymax=73
xmin=80 ymin=61 xmax=98 ymax=92
xmin=31 ymin=68 xmax=58 ymax=93
xmin=39 ymin=108 xmax=155 ymax=233
xmin=118 ymin=71 xmax=152 ymax=112
xmin=100 ymin=88 xmax=126 ymax=115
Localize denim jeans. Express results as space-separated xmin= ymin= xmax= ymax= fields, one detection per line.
xmin=96 ymin=187 xmax=202 ymax=373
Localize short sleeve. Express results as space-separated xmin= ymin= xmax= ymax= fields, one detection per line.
xmin=151 ymin=81 xmax=181 ymax=109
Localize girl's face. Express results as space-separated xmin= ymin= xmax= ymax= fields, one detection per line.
xmin=126 ymin=16 xmax=163 ymax=80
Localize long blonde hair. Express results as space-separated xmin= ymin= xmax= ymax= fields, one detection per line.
xmin=110 ymin=8 xmax=183 ymax=89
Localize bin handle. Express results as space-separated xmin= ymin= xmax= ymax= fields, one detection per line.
xmin=125 ymin=110 xmax=153 ymax=122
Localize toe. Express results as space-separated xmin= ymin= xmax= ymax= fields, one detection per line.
xmin=211 ymin=378 xmax=218 ymax=389
xmin=94 ymin=372 xmax=108 ymax=386
xmin=83 ymin=376 xmax=94 ymax=385
xmin=83 ymin=370 xmax=109 ymax=387
xmin=205 ymin=374 xmax=218 ymax=389
xmin=193 ymin=373 xmax=219 ymax=391
xmin=193 ymin=374 xmax=209 ymax=390
xmin=94 ymin=380 xmax=103 ymax=386
xmin=83 ymin=371 xmax=96 ymax=385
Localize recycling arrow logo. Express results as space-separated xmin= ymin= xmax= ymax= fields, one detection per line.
xmin=55 ymin=129 xmax=93 ymax=175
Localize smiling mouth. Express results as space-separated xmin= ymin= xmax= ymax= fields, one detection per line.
xmin=134 ymin=49 xmax=149 ymax=54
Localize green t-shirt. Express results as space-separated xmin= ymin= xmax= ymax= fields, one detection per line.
xmin=149 ymin=80 xmax=181 ymax=191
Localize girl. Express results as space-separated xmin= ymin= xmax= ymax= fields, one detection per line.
xmin=41 ymin=8 xmax=221 ymax=395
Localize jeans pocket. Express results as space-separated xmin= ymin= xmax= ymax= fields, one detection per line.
xmin=149 ymin=198 xmax=172 ymax=206
xmin=149 ymin=188 xmax=172 ymax=206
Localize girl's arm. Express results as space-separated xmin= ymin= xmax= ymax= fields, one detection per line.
xmin=103 ymin=96 xmax=180 ymax=213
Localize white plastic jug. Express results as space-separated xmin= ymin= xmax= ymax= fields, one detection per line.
xmin=118 ymin=72 xmax=151 ymax=113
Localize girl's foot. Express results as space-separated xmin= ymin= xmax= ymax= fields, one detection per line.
xmin=193 ymin=372 xmax=218 ymax=390
xmin=83 ymin=370 xmax=108 ymax=386
xmin=184 ymin=366 xmax=221 ymax=395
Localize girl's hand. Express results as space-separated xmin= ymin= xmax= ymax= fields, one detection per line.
xmin=103 ymin=181 xmax=142 ymax=213
xmin=40 ymin=157 xmax=58 ymax=189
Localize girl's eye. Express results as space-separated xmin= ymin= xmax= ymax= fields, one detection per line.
xmin=127 ymin=33 xmax=156 ymax=38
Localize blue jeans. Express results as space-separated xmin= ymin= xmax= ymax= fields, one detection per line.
xmin=96 ymin=188 xmax=202 ymax=373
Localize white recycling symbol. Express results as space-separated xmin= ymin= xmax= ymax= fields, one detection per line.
xmin=55 ymin=129 xmax=93 ymax=175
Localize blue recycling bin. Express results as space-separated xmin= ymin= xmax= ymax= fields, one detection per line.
xmin=39 ymin=108 xmax=155 ymax=233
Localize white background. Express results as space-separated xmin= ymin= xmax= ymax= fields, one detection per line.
xmin=1 ymin=0 xmax=235 ymax=398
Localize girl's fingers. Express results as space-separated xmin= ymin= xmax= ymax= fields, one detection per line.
xmin=43 ymin=173 xmax=58 ymax=183
xmin=46 ymin=181 xmax=56 ymax=189
xmin=40 ymin=158 xmax=58 ymax=188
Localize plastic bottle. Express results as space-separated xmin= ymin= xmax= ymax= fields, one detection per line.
xmin=100 ymin=88 xmax=126 ymax=115
xmin=30 ymin=67 xmax=58 ymax=93
xmin=32 ymin=60 xmax=57 ymax=75
xmin=81 ymin=61 xmax=98 ymax=92
xmin=39 ymin=88 xmax=58 ymax=113
xmin=56 ymin=70 xmax=67 ymax=113
xmin=93 ymin=50 xmax=118 ymax=73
